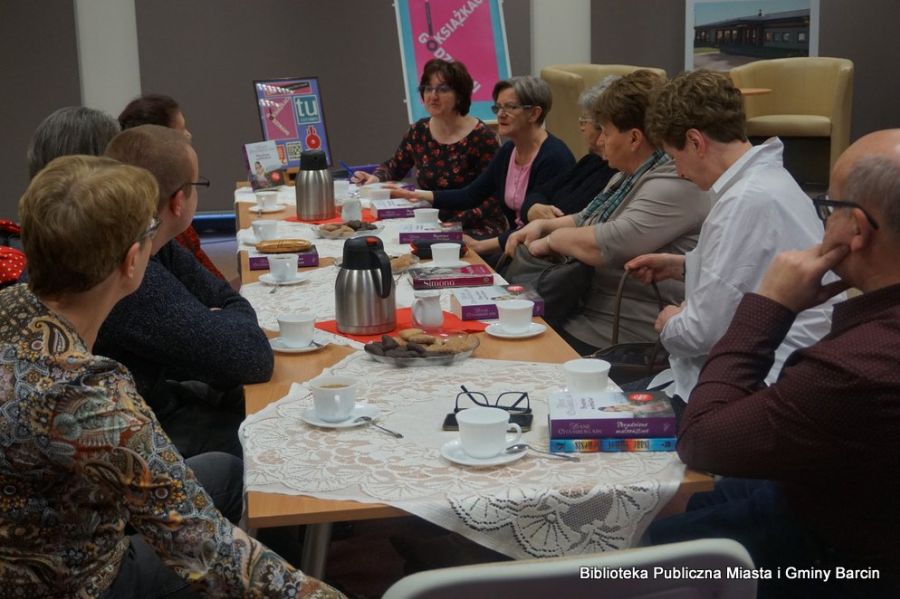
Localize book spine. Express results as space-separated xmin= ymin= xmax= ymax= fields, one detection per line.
xmin=376 ymin=208 xmax=415 ymax=219
xmin=249 ymin=252 xmax=320 ymax=270
xmin=398 ymin=230 xmax=464 ymax=243
xmin=457 ymin=300 xmax=545 ymax=320
xmin=550 ymin=417 xmax=677 ymax=439
xmin=548 ymin=438 xmax=678 ymax=453
xmin=412 ymin=275 xmax=494 ymax=290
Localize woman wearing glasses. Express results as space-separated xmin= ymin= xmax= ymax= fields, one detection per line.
xmin=393 ymin=75 xmax=575 ymax=257
xmin=354 ymin=59 xmax=508 ymax=237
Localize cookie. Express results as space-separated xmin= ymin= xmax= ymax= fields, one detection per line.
xmin=398 ymin=328 xmax=425 ymax=341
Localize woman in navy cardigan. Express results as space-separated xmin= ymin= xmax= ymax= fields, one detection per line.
xmin=393 ymin=76 xmax=575 ymax=256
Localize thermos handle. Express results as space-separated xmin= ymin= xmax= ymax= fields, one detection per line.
xmin=370 ymin=238 xmax=393 ymax=299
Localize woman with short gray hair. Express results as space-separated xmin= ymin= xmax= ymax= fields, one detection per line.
xmin=394 ymin=75 xmax=575 ymax=259
xmin=26 ymin=106 xmax=119 ymax=178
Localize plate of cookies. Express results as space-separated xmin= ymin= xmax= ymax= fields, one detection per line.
xmin=364 ymin=328 xmax=479 ymax=367
xmin=390 ymin=253 xmax=419 ymax=273
xmin=316 ymin=220 xmax=384 ymax=239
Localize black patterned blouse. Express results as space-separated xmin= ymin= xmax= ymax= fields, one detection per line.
xmin=373 ymin=118 xmax=507 ymax=238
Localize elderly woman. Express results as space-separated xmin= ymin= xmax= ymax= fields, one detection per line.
xmin=394 ymin=75 xmax=575 ymax=255
xmin=505 ymin=70 xmax=712 ymax=353
xmin=466 ymin=78 xmax=619 ymax=256
xmin=26 ymin=106 xmax=120 ymax=178
xmin=118 ymin=93 xmax=225 ymax=279
xmin=0 ymin=155 xmax=340 ymax=597
xmin=354 ymin=59 xmax=506 ymax=237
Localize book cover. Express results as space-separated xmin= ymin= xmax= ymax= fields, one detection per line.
xmin=243 ymin=140 xmax=287 ymax=190
xmin=409 ymin=264 xmax=494 ymax=289
xmin=548 ymin=391 xmax=677 ymax=439
xmin=248 ymin=247 xmax=319 ymax=270
xmin=548 ymin=437 xmax=677 ymax=453
xmin=397 ymin=223 xmax=464 ymax=243
xmin=450 ymin=285 xmax=545 ymax=320
xmin=371 ymin=198 xmax=430 ymax=219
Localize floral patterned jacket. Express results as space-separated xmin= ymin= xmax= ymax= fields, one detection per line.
xmin=0 ymin=284 xmax=341 ymax=598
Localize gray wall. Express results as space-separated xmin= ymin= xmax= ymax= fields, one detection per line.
xmin=0 ymin=1 xmax=81 ymax=220
xmin=590 ymin=0 xmax=900 ymax=142
xmin=136 ymin=0 xmax=532 ymax=212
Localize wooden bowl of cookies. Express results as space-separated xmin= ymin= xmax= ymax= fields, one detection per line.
xmin=363 ymin=328 xmax=479 ymax=367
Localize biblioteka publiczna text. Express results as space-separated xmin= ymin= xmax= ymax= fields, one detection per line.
xmin=580 ymin=566 xmax=880 ymax=582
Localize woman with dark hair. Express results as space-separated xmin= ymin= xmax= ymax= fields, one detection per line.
xmin=394 ymin=75 xmax=576 ymax=256
xmin=119 ymin=93 xmax=224 ymax=280
xmin=354 ymin=59 xmax=507 ymax=237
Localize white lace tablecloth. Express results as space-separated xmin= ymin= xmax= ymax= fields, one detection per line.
xmin=239 ymin=353 xmax=685 ymax=559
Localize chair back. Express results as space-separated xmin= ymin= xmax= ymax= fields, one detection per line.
xmin=383 ymin=538 xmax=757 ymax=599
xmin=540 ymin=64 xmax=667 ymax=158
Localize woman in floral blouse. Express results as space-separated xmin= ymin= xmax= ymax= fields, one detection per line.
xmin=0 ymin=156 xmax=341 ymax=598
xmin=353 ymin=59 xmax=506 ymax=238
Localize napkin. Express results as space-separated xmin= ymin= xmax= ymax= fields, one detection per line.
xmin=287 ymin=208 xmax=377 ymax=225
xmin=316 ymin=307 xmax=487 ymax=344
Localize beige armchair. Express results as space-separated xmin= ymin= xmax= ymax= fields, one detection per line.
xmin=540 ymin=64 xmax=667 ymax=158
xmin=729 ymin=57 xmax=854 ymax=170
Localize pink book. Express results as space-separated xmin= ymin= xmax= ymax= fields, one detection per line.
xmin=408 ymin=264 xmax=494 ymax=290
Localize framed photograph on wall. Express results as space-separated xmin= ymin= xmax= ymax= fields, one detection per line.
xmin=394 ymin=0 xmax=511 ymax=124
xmin=253 ymin=76 xmax=331 ymax=168
xmin=685 ymin=0 xmax=820 ymax=71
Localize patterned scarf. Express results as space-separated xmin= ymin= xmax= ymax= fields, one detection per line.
xmin=582 ymin=150 xmax=669 ymax=224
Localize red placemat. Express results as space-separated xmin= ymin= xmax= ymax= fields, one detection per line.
xmin=286 ymin=208 xmax=377 ymax=224
xmin=316 ymin=307 xmax=487 ymax=344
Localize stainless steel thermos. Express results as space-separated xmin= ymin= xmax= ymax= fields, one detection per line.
xmin=295 ymin=150 xmax=335 ymax=220
xmin=335 ymin=236 xmax=396 ymax=334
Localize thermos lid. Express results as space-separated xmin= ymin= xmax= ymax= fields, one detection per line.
xmin=341 ymin=236 xmax=385 ymax=269
xmin=299 ymin=150 xmax=328 ymax=170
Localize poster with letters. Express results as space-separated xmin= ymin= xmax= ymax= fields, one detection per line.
xmin=394 ymin=0 xmax=511 ymax=123
xmin=685 ymin=0 xmax=819 ymax=71
xmin=253 ymin=77 xmax=331 ymax=168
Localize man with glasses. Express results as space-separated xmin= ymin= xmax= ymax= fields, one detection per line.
xmin=626 ymin=70 xmax=837 ymax=405
xmin=647 ymin=129 xmax=900 ymax=597
xmin=96 ymin=125 xmax=273 ymax=459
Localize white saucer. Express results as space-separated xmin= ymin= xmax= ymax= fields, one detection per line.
xmin=485 ymin=322 xmax=547 ymax=339
xmin=440 ymin=439 xmax=525 ymax=467
xmin=423 ymin=260 xmax=469 ymax=268
xmin=269 ymin=337 xmax=327 ymax=353
xmin=259 ymin=273 xmax=309 ymax=286
xmin=251 ymin=204 xmax=285 ymax=213
xmin=301 ymin=405 xmax=382 ymax=429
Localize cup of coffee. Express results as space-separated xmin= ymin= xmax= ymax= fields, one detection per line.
xmin=456 ymin=407 xmax=522 ymax=459
xmin=277 ymin=312 xmax=315 ymax=347
xmin=496 ymin=299 xmax=534 ymax=334
xmin=255 ymin=191 xmax=279 ymax=210
xmin=309 ymin=376 xmax=358 ymax=422
xmin=414 ymin=208 xmax=440 ymax=224
xmin=267 ymin=254 xmax=297 ymax=282
xmin=564 ymin=358 xmax=611 ymax=394
xmin=251 ymin=219 xmax=278 ymax=241
xmin=431 ymin=242 xmax=460 ymax=267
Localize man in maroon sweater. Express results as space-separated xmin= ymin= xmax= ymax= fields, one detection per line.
xmin=648 ymin=130 xmax=900 ymax=598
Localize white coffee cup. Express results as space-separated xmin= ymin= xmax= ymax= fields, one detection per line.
xmin=277 ymin=312 xmax=315 ymax=347
xmin=267 ymin=254 xmax=297 ymax=282
xmin=496 ymin=299 xmax=534 ymax=334
xmin=414 ymin=208 xmax=440 ymax=224
xmin=564 ymin=358 xmax=611 ymax=394
xmin=431 ymin=242 xmax=460 ymax=267
xmin=341 ymin=196 xmax=363 ymax=222
xmin=456 ymin=407 xmax=523 ymax=459
xmin=309 ymin=375 xmax=358 ymax=422
xmin=251 ymin=219 xmax=278 ymax=241
xmin=255 ymin=190 xmax=279 ymax=210
xmin=334 ymin=179 xmax=351 ymax=199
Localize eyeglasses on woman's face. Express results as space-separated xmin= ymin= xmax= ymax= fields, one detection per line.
xmin=490 ymin=103 xmax=534 ymax=116
xmin=419 ymin=84 xmax=453 ymax=95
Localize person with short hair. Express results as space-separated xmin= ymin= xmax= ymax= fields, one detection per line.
xmin=0 ymin=155 xmax=341 ymax=597
xmin=394 ymin=75 xmax=576 ymax=257
xmin=26 ymin=106 xmax=120 ymax=179
xmin=118 ymin=93 xmax=225 ymax=280
xmin=646 ymin=129 xmax=900 ymax=598
xmin=95 ymin=125 xmax=273 ymax=459
xmin=626 ymin=70 xmax=837 ymax=402
xmin=355 ymin=59 xmax=506 ymax=237
xmin=504 ymin=70 xmax=710 ymax=346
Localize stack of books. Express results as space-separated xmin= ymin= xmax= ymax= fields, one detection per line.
xmin=248 ymin=247 xmax=320 ymax=270
xmin=371 ymin=198 xmax=430 ymax=219
xmin=547 ymin=390 xmax=677 ymax=453
xmin=408 ymin=264 xmax=494 ymax=290
xmin=397 ymin=222 xmax=463 ymax=243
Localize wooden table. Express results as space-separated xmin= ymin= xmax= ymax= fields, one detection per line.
xmin=234 ymin=193 xmax=713 ymax=575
